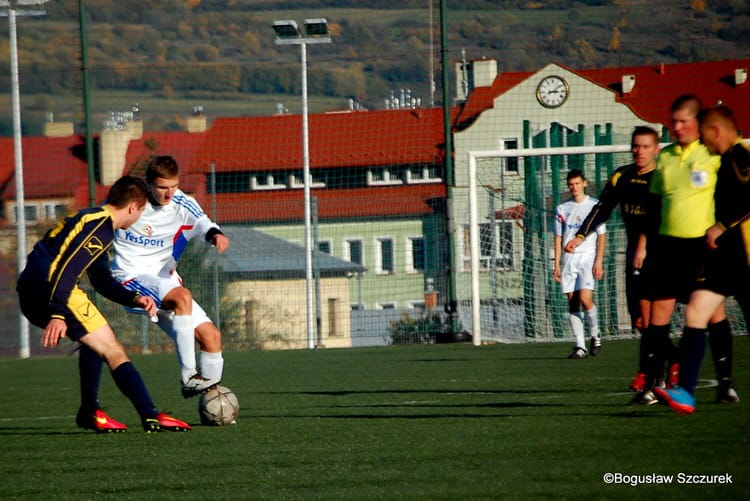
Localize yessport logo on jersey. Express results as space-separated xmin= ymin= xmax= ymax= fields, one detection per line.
xmin=123 ymin=230 xmax=165 ymax=248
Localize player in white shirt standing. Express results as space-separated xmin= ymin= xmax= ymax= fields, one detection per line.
xmin=111 ymin=155 xmax=229 ymax=397
xmin=553 ymin=169 xmax=607 ymax=359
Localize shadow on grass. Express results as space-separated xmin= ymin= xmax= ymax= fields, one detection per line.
xmin=0 ymin=426 xmax=91 ymax=436
xmin=259 ymin=389 xmax=578 ymax=396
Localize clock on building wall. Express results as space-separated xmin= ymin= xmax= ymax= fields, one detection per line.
xmin=536 ymin=75 xmax=569 ymax=108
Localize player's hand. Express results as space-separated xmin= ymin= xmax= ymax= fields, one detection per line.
xmin=564 ymin=237 xmax=582 ymax=253
xmin=705 ymin=224 xmax=724 ymax=250
xmin=553 ymin=266 xmax=561 ymax=282
xmin=593 ymin=262 xmax=604 ymax=280
xmin=632 ymin=247 xmax=646 ymax=270
xmin=134 ymin=295 xmax=158 ymax=318
xmin=212 ymin=234 xmax=230 ymax=254
xmin=42 ymin=318 xmax=67 ymax=347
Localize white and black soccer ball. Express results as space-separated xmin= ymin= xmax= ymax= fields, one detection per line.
xmin=198 ymin=385 xmax=239 ymax=426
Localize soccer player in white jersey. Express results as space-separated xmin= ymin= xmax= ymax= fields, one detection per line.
xmin=553 ymin=169 xmax=607 ymax=359
xmin=111 ymin=155 xmax=229 ymax=397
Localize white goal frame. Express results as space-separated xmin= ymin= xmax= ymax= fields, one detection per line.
xmin=466 ymin=143 xmax=634 ymax=345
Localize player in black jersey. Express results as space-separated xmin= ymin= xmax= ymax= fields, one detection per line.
xmin=565 ymin=126 xmax=674 ymax=392
xmin=656 ymin=105 xmax=749 ymax=413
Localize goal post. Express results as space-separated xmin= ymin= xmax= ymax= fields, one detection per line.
xmin=464 ymin=142 xmax=748 ymax=344
xmin=466 ymin=143 xmax=637 ymax=345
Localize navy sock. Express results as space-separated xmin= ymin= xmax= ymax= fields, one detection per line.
xmin=708 ymin=319 xmax=733 ymax=381
xmin=678 ymin=327 xmax=708 ymax=395
xmin=78 ymin=345 xmax=103 ymax=412
xmin=111 ymin=362 xmax=158 ymax=419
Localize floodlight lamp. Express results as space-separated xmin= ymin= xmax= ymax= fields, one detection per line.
xmin=272 ymin=20 xmax=301 ymax=39
xmin=303 ymin=18 xmax=329 ymax=37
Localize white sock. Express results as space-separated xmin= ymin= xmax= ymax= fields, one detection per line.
xmin=172 ymin=315 xmax=197 ymax=384
xmin=586 ymin=306 xmax=600 ymax=339
xmin=569 ymin=312 xmax=585 ymax=349
xmin=199 ymin=350 xmax=224 ymax=381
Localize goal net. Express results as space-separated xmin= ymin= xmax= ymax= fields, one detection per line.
xmin=459 ymin=142 xmax=748 ymax=344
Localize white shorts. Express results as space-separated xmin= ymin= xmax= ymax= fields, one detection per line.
xmin=122 ymin=272 xmax=212 ymax=331
xmin=560 ymin=252 xmax=597 ymax=294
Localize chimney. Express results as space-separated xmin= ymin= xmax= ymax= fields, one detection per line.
xmin=187 ymin=105 xmax=207 ymax=133
xmin=455 ymin=56 xmax=498 ymax=102
xmin=735 ymin=68 xmax=747 ymax=86
xmin=621 ymin=74 xmax=636 ymax=94
xmin=99 ymin=112 xmax=131 ymax=186
xmin=42 ymin=112 xmax=74 ymax=137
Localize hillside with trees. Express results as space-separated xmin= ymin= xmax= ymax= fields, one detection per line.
xmin=0 ymin=0 xmax=748 ymax=135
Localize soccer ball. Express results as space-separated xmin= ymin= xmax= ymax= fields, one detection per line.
xmin=198 ymin=385 xmax=239 ymax=426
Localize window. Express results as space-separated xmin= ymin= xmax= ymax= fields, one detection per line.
xmin=44 ymin=203 xmax=67 ymax=222
xmin=250 ymin=173 xmax=286 ymax=190
xmin=317 ymin=240 xmax=331 ymax=255
xmin=377 ymin=238 xmax=394 ymax=274
xmin=377 ymin=302 xmax=396 ymax=310
xmin=405 ymin=164 xmax=442 ymax=184
xmin=367 ymin=168 xmax=402 ymax=186
xmin=502 ymin=138 xmax=519 ymax=173
xmin=346 ymin=239 xmax=363 ymax=265
xmin=13 ymin=204 xmax=38 ymax=225
xmin=407 ymin=236 xmax=425 ymax=272
xmin=289 ymin=172 xmax=326 ymax=189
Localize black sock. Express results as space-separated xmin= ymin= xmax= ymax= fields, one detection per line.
xmin=678 ymin=327 xmax=708 ymax=395
xmin=645 ymin=324 xmax=671 ymax=386
xmin=111 ymin=362 xmax=158 ymax=419
xmin=78 ymin=345 xmax=103 ymax=412
xmin=638 ymin=330 xmax=651 ymax=374
xmin=708 ymin=319 xmax=733 ymax=381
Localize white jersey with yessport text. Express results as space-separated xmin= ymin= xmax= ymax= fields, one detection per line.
xmin=554 ymin=196 xmax=606 ymax=254
xmin=111 ymin=189 xmax=220 ymax=281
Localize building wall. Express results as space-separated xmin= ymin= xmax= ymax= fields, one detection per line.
xmin=450 ymin=64 xmax=662 ymax=301
xmin=224 ymin=276 xmax=353 ymax=350
xmin=256 ymin=216 xmax=445 ymax=311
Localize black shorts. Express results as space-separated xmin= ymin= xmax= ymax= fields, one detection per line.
xmin=698 ymin=229 xmax=750 ymax=298
xmin=642 ymin=235 xmax=707 ymax=303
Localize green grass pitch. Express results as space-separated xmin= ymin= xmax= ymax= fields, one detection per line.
xmin=1 ymin=338 xmax=748 ymax=499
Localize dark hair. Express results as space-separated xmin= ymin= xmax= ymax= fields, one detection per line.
xmin=631 ymin=125 xmax=660 ymax=145
xmin=698 ymin=104 xmax=738 ymax=132
xmin=145 ymin=155 xmax=180 ymax=183
xmin=106 ymin=175 xmax=148 ymax=208
xmin=566 ymin=169 xmax=586 ymax=182
xmin=670 ymin=94 xmax=702 ymax=116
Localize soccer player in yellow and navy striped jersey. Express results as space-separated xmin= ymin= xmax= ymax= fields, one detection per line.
xmin=16 ymin=176 xmax=190 ymax=433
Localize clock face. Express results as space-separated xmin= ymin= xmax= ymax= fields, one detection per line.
xmin=536 ymin=76 xmax=569 ymax=108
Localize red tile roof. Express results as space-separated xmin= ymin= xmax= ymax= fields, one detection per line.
xmin=457 ymin=59 xmax=750 ymax=134
xmin=189 ymin=108 xmax=446 ymax=172
xmin=580 ymin=59 xmax=750 ymax=133
xmin=2 ymin=135 xmax=89 ymax=200
xmin=195 ymin=183 xmax=446 ymax=224
xmin=122 ymin=130 xmax=206 ymax=180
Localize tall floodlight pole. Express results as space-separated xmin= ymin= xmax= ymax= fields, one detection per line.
xmin=439 ymin=0 xmax=460 ymax=337
xmin=1 ymin=0 xmax=49 ymax=359
xmin=273 ymin=19 xmax=331 ymax=349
